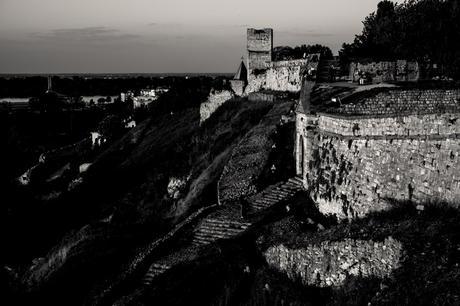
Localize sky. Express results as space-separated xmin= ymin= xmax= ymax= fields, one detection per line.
xmin=0 ymin=0 xmax=381 ymax=73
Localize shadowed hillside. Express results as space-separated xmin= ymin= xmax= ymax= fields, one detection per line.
xmin=3 ymin=96 xmax=274 ymax=305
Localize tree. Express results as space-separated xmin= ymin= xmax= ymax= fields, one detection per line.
xmin=339 ymin=0 xmax=460 ymax=78
xmin=273 ymin=44 xmax=333 ymax=61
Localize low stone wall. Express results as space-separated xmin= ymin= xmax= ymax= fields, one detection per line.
xmin=265 ymin=237 xmax=403 ymax=287
xmin=248 ymin=92 xmax=276 ymax=102
xmin=349 ymin=60 xmax=419 ymax=83
xmin=318 ymin=113 xmax=460 ymax=137
xmin=269 ymin=59 xmax=309 ymax=69
xmin=333 ymin=89 xmax=460 ymax=116
xmin=199 ymin=90 xmax=234 ymax=124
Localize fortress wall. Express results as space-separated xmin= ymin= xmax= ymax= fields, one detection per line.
xmin=296 ymin=89 xmax=460 ymax=219
xmin=199 ymin=90 xmax=234 ymax=124
xmin=246 ymin=61 xmax=307 ymax=93
xmin=248 ymin=52 xmax=272 ymax=70
xmin=264 ymin=237 xmax=402 ymax=287
xmin=306 ymin=129 xmax=460 ymax=219
xmin=334 ymin=89 xmax=460 ymax=116
xmin=269 ymin=59 xmax=309 ymax=68
xmin=317 ymin=113 xmax=460 ymax=137
xmin=349 ymin=60 xmax=420 ymax=83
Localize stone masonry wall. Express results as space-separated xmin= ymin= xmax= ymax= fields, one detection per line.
xmin=332 ymin=89 xmax=460 ymax=116
xmin=308 ymin=132 xmax=460 ymax=219
xmin=199 ymin=90 xmax=234 ymax=124
xmin=247 ymin=28 xmax=273 ymax=71
xmin=318 ymin=113 xmax=460 ymax=137
xmin=297 ymin=89 xmax=460 ymax=219
xmin=265 ymin=237 xmax=403 ymax=287
xmin=247 ymin=28 xmax=273 ymax=53
xmin=349 ymin=60 xmax=419 ymax=83
xmin=246 ymin=59 xmax=316 ymax=94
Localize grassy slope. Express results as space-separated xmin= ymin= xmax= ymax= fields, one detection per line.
xmin=12 ymin=98 xmax=274 ymax=306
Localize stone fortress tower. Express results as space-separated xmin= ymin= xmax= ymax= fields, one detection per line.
xmin=246 ymin=28 xmax=273 ymax=74
xmin=242 ymin=28 xmax=319 ymax=94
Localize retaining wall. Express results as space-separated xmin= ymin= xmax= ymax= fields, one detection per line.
xmin=265 ymin=237 xmax=402 ymax=287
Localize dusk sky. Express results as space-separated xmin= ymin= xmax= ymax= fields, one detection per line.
xmin=0 ymin=0 xmax=381 ymax=73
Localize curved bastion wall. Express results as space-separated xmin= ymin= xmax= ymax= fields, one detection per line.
xmin=296 ymin=89 xmax=460 ymax=219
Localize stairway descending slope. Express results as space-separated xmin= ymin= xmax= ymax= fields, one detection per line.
xmin=248 ymin=177 xmax=304 ymax=212
xmin=191 ymin=217 xmax=251 ymax=246
xmin=143 ymin=263 xmax=172 ymax=285
xmin=142 ymin=177 xmax=303 ymax=286
xmin=143 ymin=207 xmax=251 ymax=285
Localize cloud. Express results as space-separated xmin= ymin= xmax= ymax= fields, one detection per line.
xmin=30 ymin=26 xmax=140 ymax=43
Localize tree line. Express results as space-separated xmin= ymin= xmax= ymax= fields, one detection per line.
xmin=339 ymin=0 xmax=460 ymax=78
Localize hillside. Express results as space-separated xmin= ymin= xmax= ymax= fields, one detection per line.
xmin=4 ymin=97 xmax=275 ymax=305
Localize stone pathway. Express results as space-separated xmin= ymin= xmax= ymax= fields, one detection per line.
xmin=247 ymin=177 xmax=304 ymax=213
xmin=191 ymin=217 xmax=251 ymax=246
xmin=143 ymin=263 xmax=171 ymax=285
xmin=142 ymin=177 xmax=304 ymax=286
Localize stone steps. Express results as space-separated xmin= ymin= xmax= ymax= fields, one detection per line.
xmin=142 ymin=177 xmax=304 ymax=286
xmin=142 ymin=214 xmax=252 ymax=285
xmin=191 ymin=217 xmax=251 ymax=246
xmin=143 ymin=263 xmax=171 ymax=285
xmin=248 ymin=177 xmax=304 ymax=212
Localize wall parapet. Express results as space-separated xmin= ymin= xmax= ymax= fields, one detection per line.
xmin=269 ymin=59 xmax=309 ymax=69
xmin=317 ymin=112 xmax=460 ymax=137
xmin=330 ymin=89 xmax=460 ymax=116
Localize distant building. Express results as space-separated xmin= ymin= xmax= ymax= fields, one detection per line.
xmin=120 ymin=91 xmax=134 ymax=102
xmin=80 ymin=95 xmax=118 ymax=104
xmin=140 ymin=87 xmax=169 ymax=98
xmin=0 ymin=97 xmax=31 ymax=103
xmin=132 ymin=87 xmax=169 ymax=108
